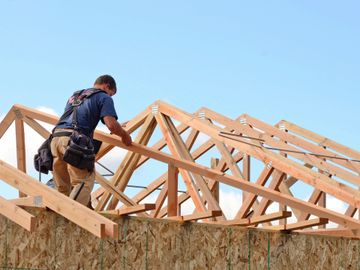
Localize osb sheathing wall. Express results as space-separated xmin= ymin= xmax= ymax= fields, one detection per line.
xmin=0 ymin=208 xmax=359 ymax=270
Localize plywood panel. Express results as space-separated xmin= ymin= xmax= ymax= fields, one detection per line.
xmin=1 ymin=208 xmax=54 ymax=269
xmin=0 ymin=208 xmax=358 ymax=269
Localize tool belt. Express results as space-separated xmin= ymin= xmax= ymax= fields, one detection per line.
xmin=34 ymin=135 xmax=53 ymax=174
xmin=55 ymin=130 xmax=95 ymax=171
xmin=53 ymin=131 xmax=73 ymax=138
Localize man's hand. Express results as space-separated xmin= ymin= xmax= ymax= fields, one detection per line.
xmin=121 ymin=131 xmax=132 ymax=146
xmin=121 ymin=121 xmax=129 ymax=128
xmin=104 ymin=116 xmax=133 ymax=146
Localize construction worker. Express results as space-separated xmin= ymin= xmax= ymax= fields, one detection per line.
xmin=50 ymin=75 xmax=132 ymax=207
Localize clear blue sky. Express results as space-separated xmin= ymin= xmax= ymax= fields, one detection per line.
xmin=1 ymin=1 xmax=359 ymax=149
xmin=0 ymin=2 xmax=359 ymax=203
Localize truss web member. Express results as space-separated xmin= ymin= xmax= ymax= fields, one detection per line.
xmin=50 ymin=75 xmax=132 ymax=206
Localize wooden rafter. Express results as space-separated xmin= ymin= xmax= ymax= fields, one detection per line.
xmin=0 ymin=103 xmax=359 ymax=239
xmin=157 ymin=101 xmax=360 ymax=209
xmin=0 ymin=160 xmax=118 ymax=239
xmin=0 ymin=195 xmax=36 ymax=232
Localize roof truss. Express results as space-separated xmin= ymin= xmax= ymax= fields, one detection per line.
xmin=0 ymin=102 xmax=359 ymax=239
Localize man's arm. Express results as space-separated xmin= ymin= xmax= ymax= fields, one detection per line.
xmin=103 ymin=116 xmax=132 ymax=146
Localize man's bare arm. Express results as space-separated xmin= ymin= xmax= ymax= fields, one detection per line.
xmin=103 ymin=116 xmax=132 ymax=146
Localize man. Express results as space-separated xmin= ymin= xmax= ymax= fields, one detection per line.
xmin=50 ymin=75 xmax=132 ymax=206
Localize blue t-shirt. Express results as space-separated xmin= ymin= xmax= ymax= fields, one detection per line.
xmin=56 ymin=88 xmax=118 ymax=137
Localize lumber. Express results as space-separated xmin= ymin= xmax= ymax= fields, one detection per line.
xmin=0 ymin=195 xmax=36 ymax=232
xmin=235 ymin=166 xmax=274 ymax=219
xmin=22 ymin=116 xmax=50 ymax=139
xmin=93 ymin=131 xmax=360 ymax=228
xmin=168 ymin=210 xmax=223 ymax=222
xmin=10 ymin=196 xmax=45 ymax=208
xmin=15 ymin=118 xmax=26 ymax=198
xmin=151 ymin=181 xmax=168 ymax=218
xmin=154 ymin=112 xmax=206 ymax=211
xmin=167 ymin=164 xmax=179 ymax=217
xmin=207 ymin=108 xmax=360 ymax=186
xmin=163 ymin=114 xmax=222 ymax=213
xmin=157 ymin=101 xmax=360 ymax=210
xmin=1 ymin=103 xmax=360 ymax=237
xmin=95 ymin=106 xmax=151 ymax=161
xmin=0 ymin=108 xmax=16 ymax=139
xmin=246 ymin=115 xmax=360 ymax=176
xmin=96 ymin=114 xmax=156 ymax=211
xmin=218 ymin=211 xmax=292 ymax=226
xmin=102 ymin=203 xmax=155 ymax=216
xmin=280 ymin=120 xmax=360 ymax=161
xmin=0 ymin=160 xmax=118 ymax=239
xmin=263 ymin=218 xmax=329 ymax=231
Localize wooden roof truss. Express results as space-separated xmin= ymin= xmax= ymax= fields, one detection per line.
xmin=0 ymin=102 xmax=359 ymax=239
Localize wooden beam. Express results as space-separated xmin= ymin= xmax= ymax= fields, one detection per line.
xmin=203 ymin=107 xmax=360 ymax=191
xmin=283 ymin=164 xmax=313 ymax=187
xmin=157 ymin=101 xmax=360 ymax=210
xmin=251 ymin=171 xmax=285 ymax=219
xmin=167 ymin=164 xmax=179 ymax=217
xmin=246 ymin=115 xmax=360 ymax=176
xmin=15 ymin=118 xmax=26 ymax=198
xmin=92 ymin=131 xmax=360 ymax=229
xmin=280 ymin=120 xmax=360 ymax=161
xmin=95 ymin=172 xmax=141 ymax=209
xmin=157 ymin=149 xmax=243 ymax=219
xmin=128 ymin=175 xmax=167 ymax=205
xmin=243 ymin=154 xmax=250 ymax=202
xmin=94 ymin=124 xmax=194 ymax=202
xmin=15 ymin=104 xmax=58 ymax=125
xmin=277 ymin=182 xmax=302 ymax=219
xmin=300 ymin=228 xmax=360 ymax=238
xmin=96 ymin=114 xmax=156 ymax=211
xmin=235 ymin=166 xmax=274 ymax=219
xmin=15 ymin=118 xmax=26 ymax=173
xmin=168 ymin=210 xmax=223 ymax=222
xmin=297 ymin=189 xmax=324 ymax=222
xmin=279 ymin=138 xmax=288 ymax=226
xmin=263 ymin=218 xmax=329 ymax=231
xmin=211 ymin=158 xmax=220 ymax=203
xmin=218 ymin=211 xmax=292 ymax=226
xmin=151 ymin=181 xmax=168 ymax=218
xmin=7 ymin=104 xmax=360 ymax=230
xmin=133 ymin=108 xmax=203 ymax=170
xmin=163 ymin=114 xmax=222 ymax=213
xmin=22 ymin=116 xmax=50 ymax=139
xmin=0 ymin=196 xmax=36 ymax=232
xmin=102 ymin=204 xmax=155 ymax=216
xmin=0 ymin=160 xmax=118 ymax=239
xmin=10 ymin=196 xmax=45 ymax=208
xmin=11 ymin=103 xmax=354 ymax=230
xmin=125 ymin=130 xmax=215 ymax=210
xmin=337 ymin=206 xmax=358 ymax=229
xmin=95 ymin=107 xmax=151 ymax=161
xmin=0 ymin=108 xmax=16 ymax=139
xmin=155 ymin=112 xmax=206 ymax=211
xmin=242 ymin=115 xmax=360 ymax=186
xmin=214 ymin=140 xmax=244 ymax=179
xmin=107 ymin=114 xmax=157 ymax=210
xmin=135 ymin=124 xmax=190 ymax=169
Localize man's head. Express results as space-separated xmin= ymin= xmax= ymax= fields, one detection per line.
xmin=94 ymin=75 xmax=117 ymax=96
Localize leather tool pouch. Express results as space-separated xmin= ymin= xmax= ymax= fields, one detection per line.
xmin=63 ymin=131 xmax=95 ymax=171
xmin=34 ymin=135 xmax=53 ymax=174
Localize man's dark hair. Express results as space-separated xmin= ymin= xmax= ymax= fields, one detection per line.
xmin=94 ymin=75 xmax=117 ymax=93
